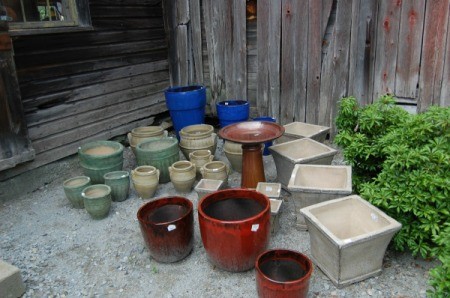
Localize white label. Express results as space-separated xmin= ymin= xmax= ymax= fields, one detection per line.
xmin=251 ymin=224 xmax=259 ymax=232
xmin=167 ymin=224 xmax=176 ymax=231
xmin=265 ymin=186 xmax=273 ymax=192
xmin=370 ymin=213 xmax=379 ymax=222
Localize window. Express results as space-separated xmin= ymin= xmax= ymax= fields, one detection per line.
xmin=3 ymin=0 xmax=92 ymax=35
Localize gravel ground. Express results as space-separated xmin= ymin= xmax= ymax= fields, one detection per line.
xmin=0 ymin=139 xmax=438 ymax=297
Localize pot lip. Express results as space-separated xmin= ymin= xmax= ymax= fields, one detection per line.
xmin=202 ymin=161 xmax=226 ymax=171
xmin=255 ymin=249 xmax=314 ymax=285
xmin=198 ymin=188 xmax=270 ymax=224
xmin=216 ymin=100 xmax=249 ymax=107
xmin=133 ymin=165 xmax=158 ymax=175
xmin=137 ymin=196 xmax=193 ymax=226
xmin=172 ymin=161 xmax=194 ymax=171
xmin=78 ymin=141 xmax=124 ymax=158
xmin=63 ymin=176 xmax=91 ymax=188
xmin=103 ymin=170 xmax=129 ymax=180
xmin=131 ymin=126 xmax=164 ymax=135
xmin=269 ymin=138 xmax=337 ymax=162
xmin=190 ymin=149 xmax=212 ymax=158
xmin=81 ymin=184 xmax=111 ymax=199
xmin=165 ymin=85 xmax=205 ymax=94
xmin=136 ymin=137 xmax=178 ymax=151
xmin=180 ymin=124 xmax=214 ymax=137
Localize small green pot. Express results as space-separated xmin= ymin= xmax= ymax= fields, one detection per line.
xmin=63 ymin=176 xmax=91 ymax=208
xmin=82 ymin=184 xmax=112 ymax=219
xmin=104 ymin=171 xmax=130 ymax=202
xmin=81 ymin=161 xmax=123 ymax=184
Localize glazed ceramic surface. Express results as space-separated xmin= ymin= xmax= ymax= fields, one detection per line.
xmin=82 ymin=184 xmax=112 ymax=219
xmin=78 ymin=141 xmax=124 ymax=168
xmin=179 ymin=124 xmax=217 ymax=159
xmin=80 ymin=162 xmax=123 ymax=184
xmin=256 ymin=249 xmax=313 ymax=298
xmin=103 ymin=171 xmax=130 ymax=202
xmin=300 ymin=195 xmax=402 ymax=287
xmin=198 ymin=189 xmax=271 ymax=272
xmin=63 ymin=176 xmax=91 ymax=208
xmin=169 ymin=161 xmax=196 ymax=193
xmin=189 ymin=150 xmax=214 ymax=178
xmin=199 ymin=161 xmax=229 ymax=186
xmin=128 ymin=126 xmax=168 ymax=154
xmin=137 ymin=197 xmax=194 ymax=263
xmin=131 ymin=166 xmax=159 ymax=199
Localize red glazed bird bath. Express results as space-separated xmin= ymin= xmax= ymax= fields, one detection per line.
xmin=198 ymin=188 xmax=271 ymax=272
xmin=137 ymin=197 xmax=194 ymax=263
xmin=219 ymin=121 xmax=284 ymax=188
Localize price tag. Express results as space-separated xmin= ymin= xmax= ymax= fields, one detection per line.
xmin=167 ymin=224 xmax=176 ymax=231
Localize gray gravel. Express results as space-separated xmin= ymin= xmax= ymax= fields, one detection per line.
xmin=0 ymin=140 xmax=438 ymax=297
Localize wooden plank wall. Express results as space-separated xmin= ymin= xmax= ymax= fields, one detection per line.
xmin=1 ymin=0 xmax=169 ymax=179
xmin=169 ymin=0 xmax=450 ymax=129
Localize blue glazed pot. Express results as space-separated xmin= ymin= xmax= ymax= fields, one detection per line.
xmin=165 ymin=85 xmax=206 ymax=138
xmin=253 ymin=117 xmax=276 ymax=155
xmin=216 ymin=100 xmax=249 ymax=128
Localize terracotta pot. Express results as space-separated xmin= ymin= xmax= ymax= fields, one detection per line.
xmin=169 ymin=161 xmax=196 ymax=193
xmin=199 ymin=161 xmax=229 ymax=186
xmin=63 ymin=176 xmax=91 ymax=208
xmin=128 ymin=126 xmax=168 ymax=154
xmin=82 ymin=184 xmax=112 ymax=219
xmin=179 ymin=124 xmax=217 ymax=159
xmin=103 ymin=171 xmax=130 ymax=202
xmin=131 ymin=166 xmax=159 ymax=199
xmin=255 ymin=249 xmax=313 ymax=298
xmin=137 ymin=196 xmax=194 ymax=263
xmin=189 ymin=150 xmax=214 ymax=178
xmin=198 ymin=189 xmax=271 ymax=272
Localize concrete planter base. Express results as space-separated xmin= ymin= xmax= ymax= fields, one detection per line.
xmin=269 ymin=199 xmax=282 ymax=234
xmin=288 ymin=164 xmax=352 ymax=230
xmin=300 ymin=195 xmax=401 ymax=288
xmin=277 ymin=122 xmax=330 ymax=144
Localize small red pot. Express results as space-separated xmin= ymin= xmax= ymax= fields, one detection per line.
xmin=255 ymin=249 xmax=313 ymax=298
xmin=198 ymin=188 xmax=271 ymax=272
xmin=137 ymin=196 xmax=193 ymax=263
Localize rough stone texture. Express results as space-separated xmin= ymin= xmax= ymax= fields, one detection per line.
xmin=0 ymin=138 xmax=438 ymax=297
xmin=0 ymin=260 xmax=26 ymax=298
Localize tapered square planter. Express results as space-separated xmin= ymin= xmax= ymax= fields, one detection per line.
xmin=277 ymin=122 xmax=330 ymax=144
xmin=194 ymin=179 xmax=224 ymax=200
xmin=256 ymin=182 xmax=282 ymax=199
xmin=300 ymin=195 xmax=402 ymax=288
xmin=269 ymin=138 xmax=337 ymax=186
xmin=288 ymin=164 xmax=352 ymax=230
xmin=270 ymin=199 xmax=282 ymax=234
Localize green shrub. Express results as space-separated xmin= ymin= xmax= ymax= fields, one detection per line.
xmin=335 ymin=96 xmax=450 ymax=297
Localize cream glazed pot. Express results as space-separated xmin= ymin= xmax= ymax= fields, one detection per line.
xmin=179 ymin=124 xmax=217 ymax=159
xmin=131 ymin=165 xmax=160 ymax=199
xmin=127 ymin=126 xmax=168 ymax=154
xmin=169 ymin=161 xmax=197 ymax=193
xmin=199 ymin=161 xmax=229 ymax=187
xmin=189 ymin=150 xmax=214 ymax=178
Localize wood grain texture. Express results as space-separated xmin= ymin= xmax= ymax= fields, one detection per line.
xmin=440 ymin=10 xmax=450 ymax=108
xmin=189 ymin=0 xmax=204 ymax=84
xmin=280 ymin=0 xmax=295 ymax=124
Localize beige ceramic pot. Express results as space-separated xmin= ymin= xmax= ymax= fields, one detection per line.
xmin=200 ymin=161 xmax=229 ymax=186
xmin=128 ymin=126 xmax=168 ymax=155
xmin=169 ymin=161 xmax=196 ymax=193
xmin=131 ymin=165 xmax=160 ymax=199
xmin=179 ymin=124 xmax=217 ymax=159
xmin=189 ymin=150 xmax=214 ymax=178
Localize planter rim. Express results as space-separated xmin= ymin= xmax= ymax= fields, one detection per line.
xmin=81 ymin=184 xmax=111 ymax=199
xmin=256 ymin=182 xmax=282 ymax=198
xmin=63 ymin=176 xmax=91 ymax=189
xmin=171 ymin=161 xmax=194 ymax=171
xmin=78 ymin=141 xmax=124 ymax=158
xmin=255 ymin=249 xmax=313 ymax=285
xmin=133 ymin=165 xmax=158 ymax=175
xmin=165 ymin=85 xmax=205 ymax=94
xmin=103 ymin=170 xmax=129 ymax=180
xmin=202 ymin=161 xmax=226 ymax=172
xmin=300 ymin=195 xmax=402 ymax=248
xmin=137 ymin=196 xmax=193 ymax=226
xmin=198 ymin=188 xmax=270 ymax=224
xmin=136 ymin=137 xmax=178 ymax=152
xmin=131 ymin=126 xmax=164 ymax=135
xmin=283 ymin=122 xmax=330 ymax=138
xmin=194 ymin=179 xmax=224 ymax=191
xmin=269 ymin=138 xmax=337 ymax=163
xmin=180 ymin=124 xmax=214 ymax=137
xmin=190 ymin=149 xmax=212 ymax=158
xmin=216 ymin=100 xmax=249 ymax=106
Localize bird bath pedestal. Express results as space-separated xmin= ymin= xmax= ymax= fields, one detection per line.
xmin=218 ymin=121 xmax=284 ymax=188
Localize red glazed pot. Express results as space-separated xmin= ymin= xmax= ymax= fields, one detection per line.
xmin=137 ymin=196 xmax=194 ymax=263
xmin=198 ymin=188 xmax=271 ymax=272
xmin=255 ymin=249 xmax=313 ymax=298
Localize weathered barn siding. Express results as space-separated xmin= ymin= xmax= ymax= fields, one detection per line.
xmin=1 ymin=0 xmax=169 ymax=178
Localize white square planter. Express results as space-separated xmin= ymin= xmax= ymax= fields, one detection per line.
xmin=277 ymin=122 xmax=330 ymax=144
xmin=269 ymin=138 xmax=337 ymax=186
xmin=194 ymin=179 xmax=224 ymax=200
xmin=270 ymin=199 xmax=282 ymax=234
xmin=288 ymin=164 xmax=352 ymax=230
xmin=256 ymin=182 xmax=282 ymax=199
xmin=300 ymin=195 xmax=402 ymax=288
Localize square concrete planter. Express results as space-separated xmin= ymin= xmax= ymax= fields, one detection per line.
xmin=288 ymin=164 xmax=352 ymax=230
xmin=194 ymin=179 xmax=224 ymax=200
xmin=256 ymin=182 xmax=282 ymax=199
xmin=269 ymin=138 xmax=338 ymax=186
xmin=300 ymin=195 xmax=402 ymax=288
xmin=270 ymin=199 xmax=282 ymax=234
xmin=277 ymin=122 xmax=330 ymax=144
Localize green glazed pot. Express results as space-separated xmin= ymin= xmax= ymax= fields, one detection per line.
xmin=82 ymin=184 xmax=112 ymax=219
xmin=81 ymin=161 xmax=123 ymax=184
xmin=63 ymin=176 xmax=91 ymax=208
xmin=78 ymin=141 xmax=124 ymax=168
xmin=136 ymin=137 xmax=180 ymax=183
xmin=103 ymin=171 xmax=130 ymax=202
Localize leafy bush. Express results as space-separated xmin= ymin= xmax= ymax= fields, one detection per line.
xmin=335 ymin=96 xmax=450 ymax=297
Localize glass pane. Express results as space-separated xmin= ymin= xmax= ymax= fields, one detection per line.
xmin=4 ymin=0 xmax=70 ymax=22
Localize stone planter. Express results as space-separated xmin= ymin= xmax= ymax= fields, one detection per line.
xmin=269 ymin=138 xmax=337 ymax=186
xmin=277 ymin=122 xmax=330 ymax=144
xmin=300 ymin=195 xmax=402 ymax=287
xmin=269 ymin=199 xmax=282 ymax=234
xmin=169 ymin=161 xmax=196 ymax=193
xmin=194 ymin=179 xmax=224 ymax=200
xmin=288 ymin=164 xmax=352 ymax=230
xmin=256 ymin=182 xmax=282 ymax=199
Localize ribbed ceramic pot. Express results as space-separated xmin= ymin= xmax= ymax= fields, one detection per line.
xmin=189 ymin=150 xmax=214 ymax=178
xmin=169 ymin=161 xmax=196 ymax=193
xmin=179 ymin=124 xmax=217 ymax=159
xmin=200 ymin=161 xmax=229 ymax=186
xmin=255 ymin=249 xmax=313 ymax=298
xmin=128 ymin=126 xmax=168 ymax=155
xmin=136 ymin=137 xmax=180 ymax=183
xmin=137 ymin=196 xmax=194 ymax=263
xmin=224 ymin=140 xmax=243 ymax=173
xmin=103 ymin=171 xmax=130 ymax=202
xmin=131 ymin=166 xmax=160 ymax=199
xmin=81 ymin=161 xmax=123 ymax=184
xmin=78 ymin=141 xmax=123 ymax=168
xmin=63 ymin=176 xmax=91 ymax=208
xmin=198 ymin=189 xmax=271 ymax=272
xmin=82 ymin=184 xmax=112 ymax=219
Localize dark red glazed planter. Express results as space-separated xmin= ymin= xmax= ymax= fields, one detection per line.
xmin=198 ymin=188 xmax=271 ymax=272
xmin=255 ymin=249 xmax=313 ymax=298
xmin=137 ymin=197 xmax=193 ymax=263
